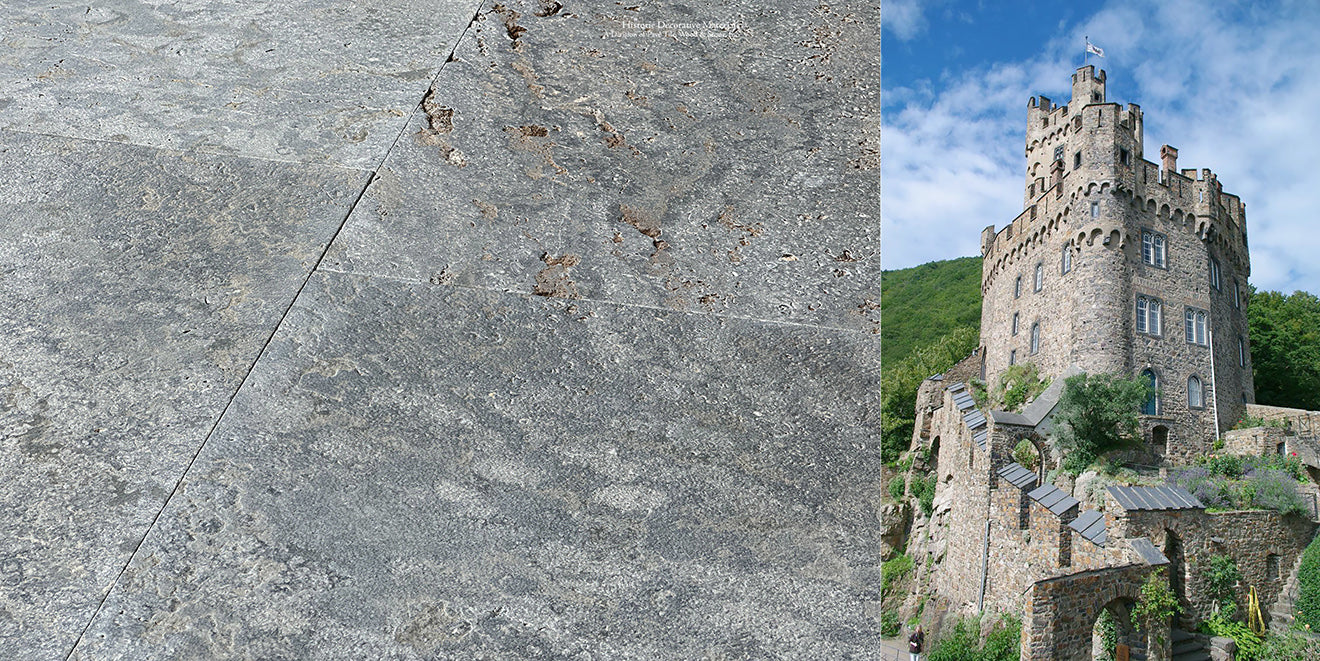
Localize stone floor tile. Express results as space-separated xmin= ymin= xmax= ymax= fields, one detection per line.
xmin=323 ymin=1 xmax=880 ymax=331
xmin=0 ymin=130 xmax=368 ymax=658
xmin=0 ymin=0 xmax=480 ymax=168
xmin=72 ymin=270 xmax=883 ymax=660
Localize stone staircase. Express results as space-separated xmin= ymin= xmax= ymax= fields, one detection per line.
xmin=1127 ymin=628 xmax=1208 ymax=661
xmin=1270 ymin=550 xmax=1306 ymax=634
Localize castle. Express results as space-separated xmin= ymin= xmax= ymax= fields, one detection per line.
xmin=900 ymin=67 xmax=1320 ymax=660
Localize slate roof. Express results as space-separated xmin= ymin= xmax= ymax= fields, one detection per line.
xmin=1027 ymin=483 xmax=1080 ymax=517
xmin=947 ymin=382 xmax=987 ymax=449
xmin=996 ymin=462 xmax=1039 ymax=491
xmin=1128 ymin=537 xmax=1170 ymax=566
xmin=1106 ymin=485 xmax=1203 ymax=512
xmin=1068 ymin=509 xmax=1108 ymax=546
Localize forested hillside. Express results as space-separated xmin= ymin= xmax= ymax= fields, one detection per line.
xmin=880 ymin=257 xmax=983 ymax=366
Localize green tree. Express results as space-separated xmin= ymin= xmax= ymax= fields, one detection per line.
xmin=881 ymin=257 xmax=983 ymax=366
xmin=1248 ymin=288 xmax=1320 ymax=410
xmin=1132 ymin=568 xmax=1180 ymax=658
xmin=880 ymin=326 xmax=980 ymax=463
xmin=1052 ymin=372 xmax=1152 ymax=475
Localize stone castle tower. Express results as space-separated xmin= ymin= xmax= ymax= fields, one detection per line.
xmin=977 ymin=65 xmax=1254 ymax=461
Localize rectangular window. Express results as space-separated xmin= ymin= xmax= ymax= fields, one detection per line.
xmin=1120 ymin=148 xmax=1130 ymax=166
xmin=1014 ymin=276 xmax=1022 ymax=298
xmin=1240 ymin=337 xmax=1246 ymax=366
xmin=1009 ymin=349 xmax=1017 ymax=366
xmin=1054 ymin=145 xmax=1064 ymax=162
xmin=1012 ymin=313 xmax=1020 ymax=336
xmin=1091 ymin=202 xmax=1100 ymax=218
xmin=1074 ymin=151 xmax=1082 ymax=169
xmin=1061 ymin=245 xmax=1072 ymax=274
xmin=1210 ymin=258 xmax=1222 ymax=290
xmin=1234 ymin=282 xmax=1241 ymax=308
xmin=1034 ymin=263 xmax=1043 ymax=292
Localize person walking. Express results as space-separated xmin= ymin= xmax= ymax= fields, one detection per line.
xmin=908 ymin=625 xmax=924 ymax=661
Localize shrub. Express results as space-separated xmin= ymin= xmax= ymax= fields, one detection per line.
xmin=1012 ymin=439 xmax=1039 ymax=471
xmin=1201 ymin=613 xmax=1263 ymax=661
xmin=911 ymin=474 xmax=937 ymax=516
xmin=1167 ymin=457 xmax=1306 ymax=516
xmin=1132 ymin=568 xmax=1180 ymax=647
xmin=1296 ymin=534 xmax=1320 ymax=632
xmin=994 ymin=362 xmax=1050 ymax=412
xmin=888 ymin=475 xmax=906 ymax=500
xmin=981 ymin=614 xmax=1022 ymax=661
xmin=1261 ymin=630 xmax=1320 ymax=660
xmin=927 ymin=618 xmax=980 ymax=661
xmin=927 ymin=616 xmax=1021 ymax=661
xmin=882 ymin=554 xmax=914 ymax=597
xmin=881 ymin=608 xmax=901 ymax=638
xmin=1094 ymin=609 xmax=1116 ymax=661
xmin=1201 ymin=554 xmax=1243 ymax=616
xmin=1200 ymin=454 xmax=1245 ymax=478
xmin=1053 ymin=372 xmax=1150 ymax=475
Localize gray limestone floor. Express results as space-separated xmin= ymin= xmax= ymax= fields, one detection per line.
xmin=1 ymin=1 xmax=880 ymax=658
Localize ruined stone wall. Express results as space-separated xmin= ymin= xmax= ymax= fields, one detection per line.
xmin=1222 ymin=425 xmax=1294 ymax=457
xmin=1117 ymin=508 xmax=1316 ymax=624
xmin=928 ymin=388 xmax=991 ymax=612
xmin=1021 ymin=563 xmax=1162 ymax=661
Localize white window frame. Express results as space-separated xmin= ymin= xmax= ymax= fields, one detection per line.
xmin=1142 ymin=230 xmax=1167 ymax=268
xmin=1184 ymin=308 xmax=1208 ymax=346
xmin=1137 ymin=295 xmax=1162 ymax=336
xmin=1188 ymin=375 xmax=1204 ymax=409
xmin=1030 ymin=322 xmax=1041 ymax=355
xmin=1012 ymin=312 xmax=1019 ymax=336
xmin=1210 ymin=258 xmax=1222 ymax=290
xmin=1062 ymin=244 xmax=1073 ymax=274
xmin=1034 ymin=263 xmax=1044 ymax=292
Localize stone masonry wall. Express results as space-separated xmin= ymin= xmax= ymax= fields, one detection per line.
xmin=1117 ymin=508 xmax=1316 ymax=625
xmin=978 ymin=66 xmax=1251 ymax=461
xmin=1021 ymin=563 xmax=1164 ymax=661
xmin=929 ymin=388 xmax=991 ymax=611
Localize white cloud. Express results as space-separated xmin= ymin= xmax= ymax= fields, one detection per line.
xmin=883 ymin=0 xmax=1320 ymax=294
xmin=882 ymin=0 xmax=930 ymax=41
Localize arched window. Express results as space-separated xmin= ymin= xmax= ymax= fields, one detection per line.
xmin=1061 ymin=244 xmax=1073 ymax=274
xmin=1009 ymin=349 xmax=1017 ymax=366
xmin=1030 ymin=322 xmax=1041 ymax=355
xmin=1188 ymin=376 xmax=1203 ymax=409
xmin=1034 ymin=263 xmax=1044 ymax=291
xmin=1014 ymin=276 xmax=1022 ymax=298
xmin=1012 ymin=312 xmax=1020 ymax=336
xmin=1184 ymin=308 xmax=1208 ymax=346
xmin=1141 ymin=369 xmax=1159 ymax=415
xmin=1136 ymin=296 xmax=1161 ymax=335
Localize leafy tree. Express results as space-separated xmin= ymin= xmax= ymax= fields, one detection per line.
xmin=1132 ymin=568 xmax=1180 ymax=657
xmin=1201 ymin=554 xmax=1243 ymax=616
xmin=1052 ymin=372 xmax=1152 ymax=474
xmin=993 ymin=362 xmax=1049 ymax=412
xmin=1248 ymin=288 xmax=1320 ymax=410
xmin=881 ymin=326 xmax=980 ymax=463
xmin=881 ymin=257 xmax=983 ymax=366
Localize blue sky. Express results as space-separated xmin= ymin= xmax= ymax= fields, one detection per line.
xmin=882 ymin=0 xmax=1320 ymax=294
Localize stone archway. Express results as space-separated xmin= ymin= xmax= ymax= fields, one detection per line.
xmin=1090 ymin=597 xmax=1143 ymax=661
xmin=1165 ymin=529 xmax=1190 ymax=621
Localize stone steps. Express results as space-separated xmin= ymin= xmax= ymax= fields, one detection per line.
xmin=1270 ymin=546 xmax=1310 ymax=635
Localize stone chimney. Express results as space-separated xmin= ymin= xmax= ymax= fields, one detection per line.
xmin=1161 ymin=145 xmax=1178 ymax=174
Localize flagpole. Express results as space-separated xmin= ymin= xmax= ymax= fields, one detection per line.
xmin=1085 ymin=35 xmax=1090 ymax=66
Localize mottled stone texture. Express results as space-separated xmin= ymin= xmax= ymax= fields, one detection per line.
xmin=1 ymin=0 xmax=881 ymax=658
xmin=323 ymin=1 xmax=880 ymax=331
xmin=0 ymin=0 xmax=480 ymax=168
xmin=0 ymin=130 xmax=368 ymax=657
xmin=72 ymin=272 xmax=882 ymax=659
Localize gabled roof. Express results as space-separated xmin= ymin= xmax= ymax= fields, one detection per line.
xmin=1106 ymin=485 xmax=1203 ymax=512
xmin=1068 ymin=509 xmax=1108 ymax=546
xmin=1028 ymin=483 xmax=1080 ymax=517
xmin=1127 ymin=537 xmax=1170 ymax=566
xmin=997 ymin=462 xmax=1039 ymax=491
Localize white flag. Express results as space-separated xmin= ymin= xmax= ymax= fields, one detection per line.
xmin=1087 ymin=41 xmax=1105 ymax=58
